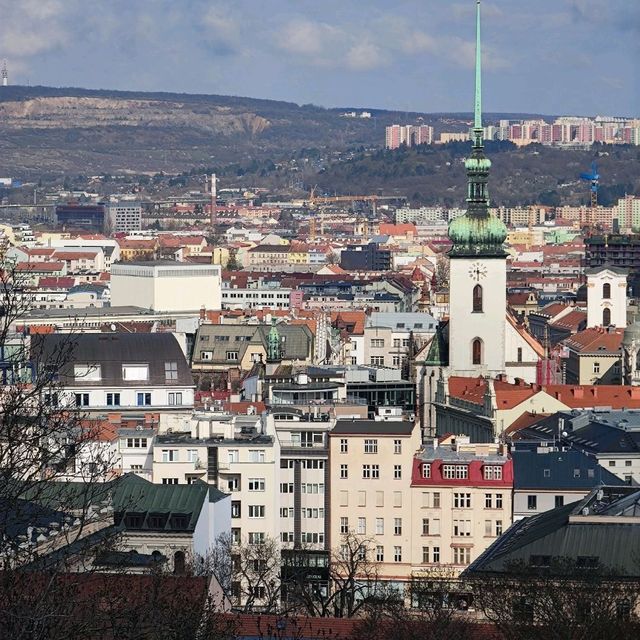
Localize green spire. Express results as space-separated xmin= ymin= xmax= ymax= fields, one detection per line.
xmin=474 ymin=0 xmax=483 ymax=133
xmin=447 ymin=0 xmax=507 ymax=258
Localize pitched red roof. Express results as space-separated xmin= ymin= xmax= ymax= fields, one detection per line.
xmin=38 ymin=276 xmax=76 ymax=289
xmin=16 ymin=261 xmax=65 ymax=272
xmin=543 ymin=384 xmax=640 ymax=408
xmin=564 ymin=327 xmax=623 ymax=354
xmin=550 ymin=309 xmax=587 ymax=331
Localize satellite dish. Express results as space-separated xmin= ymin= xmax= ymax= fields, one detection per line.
xmin=110 ymin=323 xmax=117 ymax=332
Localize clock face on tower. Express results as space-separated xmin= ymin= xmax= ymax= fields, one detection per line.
xmin=469 ymin=262 xmax=488 ymax=281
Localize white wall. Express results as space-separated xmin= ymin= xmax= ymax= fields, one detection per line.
xmin=587 ymin=269 xmax=627 ymax=328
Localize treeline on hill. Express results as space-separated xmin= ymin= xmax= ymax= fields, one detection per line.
xmin=313 ymin=142 xmax=640 ymax=208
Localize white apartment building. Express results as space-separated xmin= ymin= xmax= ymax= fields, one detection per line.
xmin=222 ymin=285 xmax=292 ymax=310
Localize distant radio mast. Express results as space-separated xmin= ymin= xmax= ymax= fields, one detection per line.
xmin=1 ymin=60 xmax=8 ymax=87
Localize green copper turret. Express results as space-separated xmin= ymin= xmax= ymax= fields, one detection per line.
xmin=448 ymin=0 xmax=507 ymax=258
xmin=267 ymin=320 xmax=281 ymax=362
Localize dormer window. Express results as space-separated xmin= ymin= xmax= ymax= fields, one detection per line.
xmin=484 ymin=465 xmax=503 ymax=480
xmin=422 ymin=463 xmax=431 ymax=479
xmin=74 ymin=364 xmax=101 ymax=382
xmin=122 ymin=364 xmax=149 ymax=381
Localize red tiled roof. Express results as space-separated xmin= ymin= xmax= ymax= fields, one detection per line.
xmin=537 ymin=302 xmax=570 ymax=318
xmin=379 ymin=223 xmax=417 ymax=236
xmin=550 ymin=309 xmax=587 ymax=331
xmin=16 ymin=261 xmax=65 ymax=272
xmin=506 ymin=411 xmax=551 ymax=434
xmin=447 ymin=376 xmax=487 ymax=405
xmin=543 ymin=384 xmax=640 ymax=408
xmin=507 ymin=313 xmax=545 ymax=358
xmin=494 ymin=379 xmax=538 ymax=409
xmin=331 ymin=310 xmax=366 ymax=335
xmin=564 ymin=327 xmax=623 ymax=354
xmin=52 ymin=250 xmax=99 ymax=260
xmin=38 ymin=276 xmax=76 ymax=288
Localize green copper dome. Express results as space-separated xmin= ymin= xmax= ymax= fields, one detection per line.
xmin=448 ymin=213 xmax=507 ymax=257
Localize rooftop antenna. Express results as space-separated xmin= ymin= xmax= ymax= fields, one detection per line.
xmin=1 ymin=60 xmax=7 ymax=87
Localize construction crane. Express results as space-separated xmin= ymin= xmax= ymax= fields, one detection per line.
xmin=580 ymin=161 xmax=600 ymax=209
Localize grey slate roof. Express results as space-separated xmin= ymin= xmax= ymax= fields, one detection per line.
xmin=465 ymin=486 xmax=640 ymax=577
xmin=511 ymin=448 xmax=625 ymax=490
xmin=332 ymin=420 xmax=414 ymax=435
xmin=31 ymin=332 xmax=193 ymax=388
xmin=419 ymin=446 xmax=508 ymax=464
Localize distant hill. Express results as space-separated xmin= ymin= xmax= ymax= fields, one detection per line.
xmin=0 ymin=84 xmax=552 ymax=178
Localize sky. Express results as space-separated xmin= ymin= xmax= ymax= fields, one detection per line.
xmin=1 ymin=0 xmax=638 ymax=117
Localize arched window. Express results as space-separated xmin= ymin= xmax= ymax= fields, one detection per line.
xmin=472 ymin=284 xmax=483 ymax=313
xmin=603 ymin=283 xmax=611 ymax=299
xmin=603 ymin=308 xmax=611 ymax=326
xmin=472 ymin=338 xmax=483 ymax=365
xmin=173 ymin=550 xmax=186 ymax=575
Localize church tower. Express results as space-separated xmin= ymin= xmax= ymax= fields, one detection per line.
xmin=447 ymin=1 xmax=508 ymax=376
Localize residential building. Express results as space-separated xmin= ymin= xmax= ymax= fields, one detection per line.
xmin=340 ymin=243 xmax=392 ymax=271
xmin=55 ymin=204 xmax=105 ymax=231
xmin=511 ymin=446 xmax=624 ymax=520
xmin=31 ymin=332 xmax=195 ymax=414
xmin=562 ymin=327 xmax=623 ymax=385
xmin=328 ymin=420 xmax=421 ymax=580
xmin=106 ymin=202 xmax=143 ymax=233
xmin=411 ymin=435 xmax=513 ymax=571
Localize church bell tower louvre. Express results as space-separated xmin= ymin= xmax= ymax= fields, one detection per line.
xmin=447 ymin=0 xmax=508 ymax=377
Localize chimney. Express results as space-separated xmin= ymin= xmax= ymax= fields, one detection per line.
xmin=572 ymin=387 xmax=584 ymax=399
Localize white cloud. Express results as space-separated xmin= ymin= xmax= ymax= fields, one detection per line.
xmin=346 ymin=41 xmax=387 ymax=71
xmin=277 ymin=19 xmax=341 ymax=57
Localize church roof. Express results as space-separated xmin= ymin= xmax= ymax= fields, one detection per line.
xmin=424 ymin=321 xmax=449 ymax=366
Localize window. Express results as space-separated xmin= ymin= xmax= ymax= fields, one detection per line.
xmin=280 ymin=483 xmax=294 ymax=493
xmin=74 ymin=364 xmax=101 ymax=382
xmin=226 ymin=351 xmax=239 ymax=361
xmin=200 ymin=351 xmax=213 ymax=360
xmin=340 ymin=517 xmax=349 ymax=534
xmin=472 ymin=284 xmax=483 ymax=313
xmin=394 ymin=439 xmax=402 ymax=454
xmin=372 ymin=465 xmax=380 ymax=479
xmin=484 ymin=519 xmax=492 ymax=536
xmin=248 ymin=478 xmax=265 ymax=491
xmin=422 ymin=518 xmax=431 ymax=535
xmin=443 ymin=464 xmax=467 ymax=479
xmin=433 ymin=492 xmax=440 ymax=508
xmin=422 ymin=463 xmax=431 ymax=479
xmin=227 ymin=477 xmax=240 ymax=492
xmin=453 ymin=547 xmax=471 ymax=566
xmin=603 ymin=308 xmax=611 ymax=326
xmin=472 ymin=338 xmax=482 ymax=365
xmin=106 ymin=392 xmax=120 ymax=406
xmin=593 ymin=361 xmax=602 ymax=375
xmin=394 ymin=465 xmax=402 ymax=479
xmin=340 ymin=464 xmax=348 ymax=479
xmin=527 ymin=495 xmax=537 ymax=510
xmin=433 ymin=547 xmax=440 ymax=563
xmin=370 ymin=356 xmax=384 ymax=366
xmin=165 ymin=361 xmax=178 ymax=381
xmin=162 ymin=478 xmax=178 ymax=485
xmin=422 ymin=547 xmax=430 ymax=564
xmin=453 ymin=520 xmax=471 ymax=536
xmin=136 ymin=392 xmax=151 ymax=406
xmin=248 ymin=532 xmax=265 ymax=545
xmin=126 ymin=437 xmax=147 ymax=448
xmin=248 ymin=449 xmax=265 ymax=463
xmin=357 ymin=517 xmax=366 ymax=534
xmin=394 ymin=546 xmax=402 ymax=562
xmin=496 ymin=494 xmax=503 ymax=509
xmin=370 ymin=338 xmax=385 ymax=348
xmin=187 ymin=449 xmax=198 ymax=463
xmin=376 ymin=518 xmax=384 ymax=535
xmin=626 ymin=460 xmax=632 ymax=467
xmin=454 ymin=493 xmax=471 ymax=508
xmin=228 ymin=450 xmax=239 ymax=463
xmin=168 ymin=392 xmax=183 ymax=406
xmin=340 ymin=439 xmax=348 ymax=453
xmin=122 ymin=364 xmax=149 ymax=381
xmin=603 ymin=282 xmax=611 ymax=299
xmin=248 ymin=505 xmax=265 ymax=518
xmin=495 ymin=520 xmax=503 ymax=536
xmin=555 ymin=495 xmax=564 ymax=508
xmin=75 ymin=393 xmax=90 ymax=407
xmin=394 ymin=518 xmax=402 ymax=535
xmin=393 ymin=491 xmax=402 ymax=507
xmin=162 ymin=449 xmax=177 ymax=462
xmin=231 ymin=501 xmax=241 ymax=518
xmin=364 ymin=439 xmax=378 ymax=454
xmin=376 ymin=546 xmax=384 ymax=562
xmin=362 ymin=465 xmax=371 ymax=479
xmin=609 ymin=460 xmax=616 ymax=467
xmin=485 ymin=494 xmax=493 ymax=509
xmin=280 ymin=507 xmax=293 ymax=518
xmin=281 ymin=531 xmax=294 ymax=543
xmin=517 ymin=347 xmax=523 ymax=363
xmin=484 ymin=465 xmax=503 ymax=480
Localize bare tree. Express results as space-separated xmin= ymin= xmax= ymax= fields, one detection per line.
xmin=434 ymin=253 xmax=450 ymax=291
xmin=205 ymin=532 xmax=282 ymax=613
xmin=469 ymin=558 xmax=640 ymax=640
xmin=287 ymin=532 xmax=400 ymax=619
